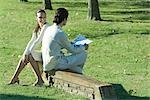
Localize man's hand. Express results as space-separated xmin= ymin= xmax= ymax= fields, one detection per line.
xmin=84 ymin=44 xmax=89 ymax=50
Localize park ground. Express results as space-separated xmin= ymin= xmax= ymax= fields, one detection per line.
xmin=0 ymin=0 xmax=150 ymax=100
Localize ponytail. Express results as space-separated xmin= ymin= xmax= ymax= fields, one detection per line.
xmin=53 ymin=8 xmax=68 ymax=25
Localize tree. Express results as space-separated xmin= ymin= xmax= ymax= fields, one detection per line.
xmin=87 ymin=0 xmax=102 ymax=21
xmin=43 ymin=0 xmax=53 ymax=10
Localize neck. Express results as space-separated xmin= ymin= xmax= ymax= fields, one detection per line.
xmin=54 ymin=23 xmax=62 ymax=28
xmin=39 ymin=22 xmax=46 ymax=28
xmin=58 ymin=22 xmax=64 ymax=27
xmin=39 ymin=23 xmax=42 ymax=28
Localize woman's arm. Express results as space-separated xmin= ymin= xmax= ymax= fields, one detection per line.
xmin=23 ymin=32 xmax=37 ymax=55
xmin=29 ymin=24 xmax=49 ymax=53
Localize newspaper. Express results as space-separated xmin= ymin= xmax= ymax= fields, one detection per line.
xmin=72 ymin=35 xmax=93 ymax=45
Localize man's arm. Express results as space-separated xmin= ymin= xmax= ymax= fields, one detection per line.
xmin=59 ymin=32 xmax=86 ymax=54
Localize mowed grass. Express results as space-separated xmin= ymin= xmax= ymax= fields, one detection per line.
xmin=0 ymin=0 xmax=150 ymax=100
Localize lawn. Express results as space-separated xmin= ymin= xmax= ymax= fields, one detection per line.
xmin=0 ymin=0 xmax=149 ymax=100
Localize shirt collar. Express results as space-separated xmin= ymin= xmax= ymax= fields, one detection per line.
xmin=53 ymin=23 xmax=62 ymax=29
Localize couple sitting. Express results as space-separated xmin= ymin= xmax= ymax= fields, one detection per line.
xmin=9 ymin=8 xmax=88 ymax=86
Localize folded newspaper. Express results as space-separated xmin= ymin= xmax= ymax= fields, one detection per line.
xmin=72 ymin=35 xmax=93 ymax=45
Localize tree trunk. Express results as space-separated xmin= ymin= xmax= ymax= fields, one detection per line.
xmin=88 ymin=0 xmax=102 ymax=21
xmin=20 ymin=0 xmax=28 ymax=2
xmin=43 ymin=0 xmax=53 ymax=10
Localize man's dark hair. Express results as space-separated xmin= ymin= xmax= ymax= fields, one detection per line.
xmin=53 ymin=8 xmax=69 ymax=25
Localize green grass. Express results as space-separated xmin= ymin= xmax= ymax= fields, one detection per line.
xmin=0 ymin=0 xmax=150 ymax=100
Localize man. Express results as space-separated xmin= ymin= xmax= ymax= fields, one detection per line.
xmin=42 ymin=8 xmax=88 ymax=75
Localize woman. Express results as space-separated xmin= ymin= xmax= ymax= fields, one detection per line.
xmin=9 ymin=9 xmax=49 ymax=86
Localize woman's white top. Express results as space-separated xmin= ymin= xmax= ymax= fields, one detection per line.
xmin=23 ymin=23 xmax=49 ymax=61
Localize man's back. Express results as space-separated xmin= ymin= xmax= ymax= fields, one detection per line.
xmin=42 ymin=23 xmax=64 ymax=71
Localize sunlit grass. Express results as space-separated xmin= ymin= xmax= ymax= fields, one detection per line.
xmin=0 ymin=0 xmax=150 ymax=99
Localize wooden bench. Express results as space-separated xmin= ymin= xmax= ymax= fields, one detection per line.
xmin=47 ymin=71 xmax=117 ymax=100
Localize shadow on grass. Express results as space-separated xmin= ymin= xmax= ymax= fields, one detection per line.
xmin=19 ymin=1 xmax=149 ymax=23
xmin=100 ymin=1 xmax=150 ymax=22
xmin=140 ymin=32 xmax=150 ymax=35
xmin=101 ymin=1 xmax=150 ymax=9
xmin=0 ymin=94 xmax=55 ymax=100
xmin=102 ymin=19 xmax=149 ymax=23
xmin=52 ymin=1 xmax=150 ymax=22
xmin=102 ymin=10 xmax=150 ymax=21
xmin=52 ymin=1 xmax=87 ymax=8
xmin=85 ymin=31 xmax=122 ymax=39
xmin=112 ymin=84 xmax=150 ymax=100
xmin=108 ymin=10 xmax=150 ymax=15
xmin=130 ymin=1 xmax=150 ymax=8
xmin=83 ymin=28 xmax=149 ymax=39
xmin=22 ymin=1 xmax=42 ymax=4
